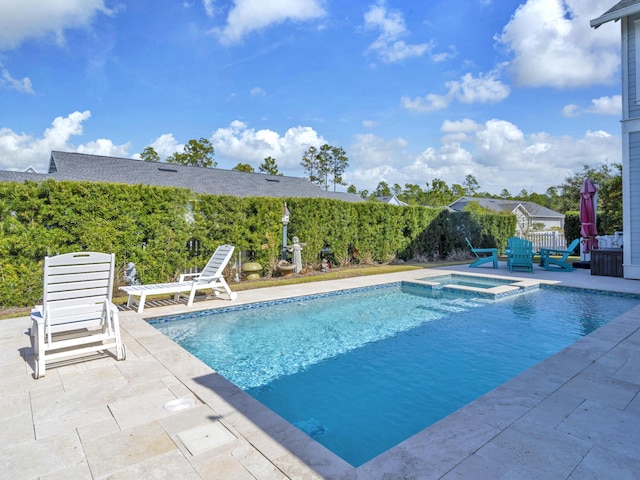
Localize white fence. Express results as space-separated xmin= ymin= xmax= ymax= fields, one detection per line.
xmin=523 ymin=231 xmax=567 ymax=252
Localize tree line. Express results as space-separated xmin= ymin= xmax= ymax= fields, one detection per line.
xmin=140 ymin=139 xmax=349 ymax=191
xmin=139 ymin=138 xmax=621 ymax=232
xmin=359 ymin=164 xmax=622 ymax=234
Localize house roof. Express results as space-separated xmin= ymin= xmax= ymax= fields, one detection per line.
xmin=0 ymin=151 xmax=363 ymax=203
xmin=591 ymin=0 xmax=640 ymax=28
xmin=0 ymin=170 xmax=48 ymax=183
xmin=448 ymin=196 xmax=564 ymax=218
xmin=376 ymin=195 xmax=409 ymax=206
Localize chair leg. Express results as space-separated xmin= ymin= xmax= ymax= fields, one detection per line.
xmin=187 ymin=287 xmax=197 ymax=307
xmin=34 ymin=326 xmax=46 ymax=379
xmin=137 ymin=293 xmax=146 ymax=314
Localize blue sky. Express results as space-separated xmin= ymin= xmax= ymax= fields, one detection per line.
xmin=0 ymin=0 xmax=624 ymax=195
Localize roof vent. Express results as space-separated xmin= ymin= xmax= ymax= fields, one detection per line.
xmin=265 ymin=178 xmax=280 ymax=182
xmin=158 ymin=167 xmax=178 ymax=173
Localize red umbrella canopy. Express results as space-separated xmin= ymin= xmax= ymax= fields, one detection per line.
xmin=579 ymin=179 xmax=598 ymax=253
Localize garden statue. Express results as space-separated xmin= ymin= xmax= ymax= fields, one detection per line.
xmin=123 ymin=262 xmax=139 ymax=285
xmin=285 ymin=236 xmax=306 ymax=273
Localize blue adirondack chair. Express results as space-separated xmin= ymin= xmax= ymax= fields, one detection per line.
xmin=539 ymin=238 xmax=580 ymax=271
xmin=465 ymin=237 xmax=498 ymax=269
xmin=505 ymin=237 xmax=535 ymax=273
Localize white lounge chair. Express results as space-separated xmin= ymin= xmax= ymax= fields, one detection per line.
xmin=120 ymin=244 xmax=238 ymax=314
xmin=31 ymin=252 xmax=126 ymax=378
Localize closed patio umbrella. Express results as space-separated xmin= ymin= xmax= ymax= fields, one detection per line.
xmin=580 ymin=179 xmax=598 ymax=259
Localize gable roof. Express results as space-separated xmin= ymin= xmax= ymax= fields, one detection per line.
xmin=449 ymin=196 xmax=564 ymax=218
xmin=376 ymin=195 xmax=409 ymax=206
xmin=1 ymin=151 xmax=362 ymax=202
xmin=591 ymin=0 xmax=640 ymax=28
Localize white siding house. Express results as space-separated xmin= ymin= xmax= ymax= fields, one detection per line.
xmin=592 ymin=1 xmax=640 ymax=279
xmin=448 ymin=197 xmax=564 ymax=235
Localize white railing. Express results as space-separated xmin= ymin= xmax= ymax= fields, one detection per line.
xmin=523 ymin=231 xmax=567 ymax=252
xmin=596 ymin=232 xmax=623 ymax=248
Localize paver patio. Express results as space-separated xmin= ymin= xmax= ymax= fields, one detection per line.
xmin=1 ymin=264 xmax=639 ymax=479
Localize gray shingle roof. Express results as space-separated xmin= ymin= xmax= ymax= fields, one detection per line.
xmin=2 ymin=151 xmax=362 ymax=202
xmin=591 ymin=0 xmax=640 ymax=28
xmin=449 ymin=196 xmax=564 ymax=218
xmin=0 ymin=171 xmax=48 ymax=183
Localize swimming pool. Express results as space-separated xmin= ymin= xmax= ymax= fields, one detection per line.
xmin=150 ymin=281 xmax=640 ymax=466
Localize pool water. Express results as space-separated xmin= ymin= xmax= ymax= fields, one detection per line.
xmin=422 ymin=273 xmax=514 ymax=289
xmin=151 ymin=283 xmax=639 ymax=467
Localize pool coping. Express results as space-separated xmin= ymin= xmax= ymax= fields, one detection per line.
xmin=126 ymin=268 xmax=640 ymax=479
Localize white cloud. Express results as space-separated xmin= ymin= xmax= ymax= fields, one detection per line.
xmin=449 ymin=71 xmax=511 ymax=104
xmin=210 ymin=120 xmax=327 ymax=171
xmin=77 ymin=138 xmax=131 ymax=157
xmin=441 ymin=119 xmax=483 ymax=133
xmin=345 ymin=117 xmax=621 ymax=194
xmin=250 ymin=86 xmax=266 ymax=96
xmin=203 ymin=0 xmax=216 ymax=17
xmin=364 ymin=0 xmax=431 ymax=63
xmin=150 ymin=133 xmax=184 ymax=159
xmin=213 ymin=0 xmax=326 ymax=45
xmin=0 ymin=112 xmax=621 ymax=198
xmin=586 ymin=95 xmax=622 ymax=115
xmin=562 ymin=95 xmax=621 ymax=117
xmin=0 ymin=0 xmax=114 ymax=50
xmin=431 ymin=45 xmax=457 ymax=63
xmin=0 ymin=64 xmax=34 ymax=94
xmin=0 ymin=110 xmax=129 ymax=172
xmin=349 ymin=133 xmax=408 ymax=168
xmin=495 ymin=0 xmax=620 ymax=88
xmin=131 ymin=133 xmax=186 ymax=161
xmin=401 ymin=93 xmax=448 ymax=113
xmin=401 ymin=71 xmax=510 ymax=112
xmin=562 ymin=104 xmax=579 ymax=118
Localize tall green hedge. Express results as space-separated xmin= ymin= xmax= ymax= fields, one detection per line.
xmin=1 ymin=180 xmax=515 ymax=306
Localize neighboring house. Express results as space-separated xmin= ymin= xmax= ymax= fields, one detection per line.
xmin=0 ymin=151 xmax=362 ymax=202
xmin=376 ymin=195 xmax=409 ymax=206
xmin=449 ymin=196 xmax=565 ymax=234
xmin=592 ymin=1 xmax=640 ymax=279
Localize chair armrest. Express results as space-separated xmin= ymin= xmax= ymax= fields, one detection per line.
xmin=178 ymin=272 xmax=200 ymax=282
xmin=193 ymin=275 xmax=223 ymax=283
xmin=541 ymin=248 xmax=570 ymax=256
xmin=31 ymin=305 xmax=44 ymax=319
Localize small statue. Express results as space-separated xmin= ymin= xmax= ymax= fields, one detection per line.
xmin=285 ymin=236 xmax=306 ymax=273
xmin=321 ymin=258 xmax=330 ymax=272
xmin=123 ymin=262 xmax=139 ymax=285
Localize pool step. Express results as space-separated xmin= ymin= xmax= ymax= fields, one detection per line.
xmin=418 ymin=298 xmax=484 ymax=313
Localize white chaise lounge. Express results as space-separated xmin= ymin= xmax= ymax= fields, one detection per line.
xmin=31 ymin=251 xmax=126 ymax=378
xmin=120 ymin=244 xmax=238 ymax=314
